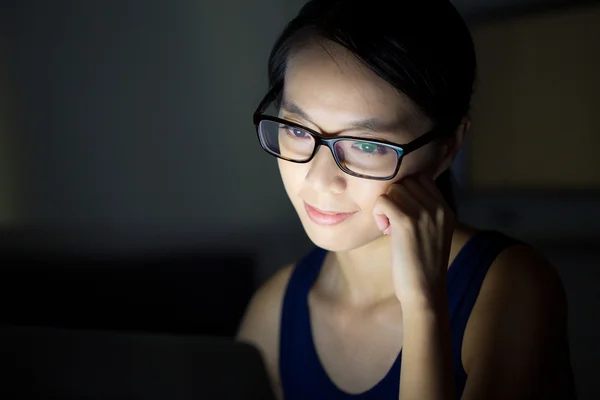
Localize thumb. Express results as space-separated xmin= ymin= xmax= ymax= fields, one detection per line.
xmin=372 ymin=199 xmax=393 ymax=235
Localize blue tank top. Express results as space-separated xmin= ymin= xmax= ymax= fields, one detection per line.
xmin=279 ymin=230 xmax=518 ymax=399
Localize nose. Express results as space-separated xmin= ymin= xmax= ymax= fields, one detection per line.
xmin=304 ymin=145 xmax=347 ymax=195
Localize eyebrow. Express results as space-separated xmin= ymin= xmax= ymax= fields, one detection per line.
xmin=281 ymin=99 xmax=411 ymax=134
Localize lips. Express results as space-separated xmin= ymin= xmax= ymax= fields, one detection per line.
xmin=304 ymin=202 xmax=357 ymax=226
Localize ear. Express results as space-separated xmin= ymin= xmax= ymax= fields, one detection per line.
xmin=432 ymin=116 xmax=470 ymax=179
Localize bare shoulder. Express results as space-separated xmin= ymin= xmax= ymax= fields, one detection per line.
xmin=237 ymin=263 xmax=295 ymax=345
xmin=462 ymin=240 xmax=570 ymax=398
xmin=477 ymin=242 xmax=566 ymax=311
xmin=471 ymin=242 xmax=567 ymax=333
xmin=235 ymin=263 xmax=295 ymax=397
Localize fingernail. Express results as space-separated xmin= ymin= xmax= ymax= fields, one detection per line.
xmin=374 ymin=214 xmax=390 ymax=233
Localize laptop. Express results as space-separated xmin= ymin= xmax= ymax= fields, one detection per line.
xmin=0 ymin=325 xmax=276 ymax=400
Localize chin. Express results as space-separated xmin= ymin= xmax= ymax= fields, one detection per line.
xmin=299 ymin=216 xmax=381 ymax=253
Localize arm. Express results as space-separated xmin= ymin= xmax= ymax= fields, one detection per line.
xmin=372 ymin=176 xmax=458 ymax=400
xmin=235 ymin=265 xmax=294 ymax=400
xmin=399 ymin=292 xmax=455 ymax=400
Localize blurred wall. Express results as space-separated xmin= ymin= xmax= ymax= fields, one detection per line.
xmin=0 ymin=36 xmax=19 ymax=224
xmin=470 ymin=3 xmax=600 ymax=189
xmin=457 ymin=3 xmax=600 ymax=244
xmin=3 ymin=0 xmax=312 ymax=278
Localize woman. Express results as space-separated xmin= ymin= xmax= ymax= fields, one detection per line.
xmin=237 ymin=0 xmax=575 ymax=399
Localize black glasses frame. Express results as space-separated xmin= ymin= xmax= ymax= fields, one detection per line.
xmin=253 ymin=85 xmax=450 ymax=180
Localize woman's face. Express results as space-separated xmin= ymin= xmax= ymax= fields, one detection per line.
xmin=278 ymin=41 xmax=442 ymax=252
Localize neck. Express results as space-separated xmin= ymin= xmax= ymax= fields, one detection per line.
xmin=325 ymin=235 xmax=396 ymax=307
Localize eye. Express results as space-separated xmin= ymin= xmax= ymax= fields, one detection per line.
xmin=282 ymin=125 xmax=310 ymax=139
xmin=352 ymin=141 xmax=389 ymax=155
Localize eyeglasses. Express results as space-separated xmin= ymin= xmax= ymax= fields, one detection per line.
xmin=253 ymin=85 xmax=449 ymax=180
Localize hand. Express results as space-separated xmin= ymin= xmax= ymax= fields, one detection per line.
xmin=372 ymin=175 xmax=455 ymax=307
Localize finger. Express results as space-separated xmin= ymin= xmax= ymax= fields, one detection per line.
xmin=386 ymin=183 xmax=421 ymax=218
xmin=372 ymin=193 xmax=416 ymax=236
xmin=396 ymin=178 xmax=439 ymax=252
xmin=417 ymin=174 xmax=446 ymax=204
xmin=373 ymin=212 xmax=390 ymax=233
xmin=398 ymin=177 xmax=438 ymax=214
xmin=396 ymin=178 xmax=449 ymax=255
xmin=416 ymin=176 xmax=455 ymax=249
xmin=419 ymin=174 xmax=456 ymax=223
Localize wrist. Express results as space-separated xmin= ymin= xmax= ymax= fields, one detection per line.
xmin=400 ymin=290 xmax=449 ymax=320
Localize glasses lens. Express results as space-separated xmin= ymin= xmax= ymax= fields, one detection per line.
xmin=333 ymin=139 xmax=401 ymax=178
xmin=258 ymin=120 xmax=315 ymax=161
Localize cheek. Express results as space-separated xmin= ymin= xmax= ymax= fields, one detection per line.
xmin=277 ymin=159 xmax=306 ymax=194
xmin=348 ymin=180 xmax=390 ymax=211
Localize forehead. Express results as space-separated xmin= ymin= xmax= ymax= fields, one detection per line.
xmin=283 ymin=41 xmax=425 ymax=131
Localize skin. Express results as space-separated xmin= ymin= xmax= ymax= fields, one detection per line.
xmin=237 ymin=41 xmax=571 ymax=400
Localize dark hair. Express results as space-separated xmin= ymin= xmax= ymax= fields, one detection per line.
xmin=266 ymin=0 xmax=477 ymax=212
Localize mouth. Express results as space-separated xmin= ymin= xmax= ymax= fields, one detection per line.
xmin=303 ymin=202 xmax=358 ymax=226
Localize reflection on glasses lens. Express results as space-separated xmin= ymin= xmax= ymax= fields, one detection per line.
xmin=258 ymin=119 xmax=401 ymax=178
xmin=333 ymin=139 xmax=399 ymax=177
xmin=258 ymin=120 xmax=315 ymax=161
